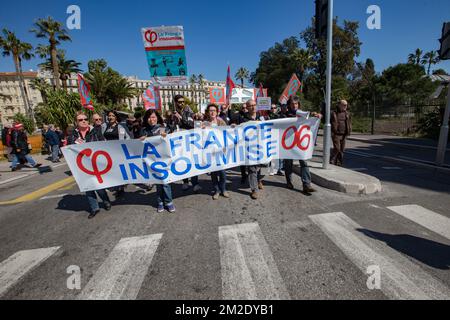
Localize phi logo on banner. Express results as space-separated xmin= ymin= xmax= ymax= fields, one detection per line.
xmin=76 ymin=148 xmax=113 ymax=183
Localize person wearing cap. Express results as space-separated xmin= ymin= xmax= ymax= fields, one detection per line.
xmin=10 ymin=123 xmax=41 ymax=171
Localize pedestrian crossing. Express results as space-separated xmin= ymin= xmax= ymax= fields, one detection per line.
xmin=0 ymin=204 xmax=449 ymax=300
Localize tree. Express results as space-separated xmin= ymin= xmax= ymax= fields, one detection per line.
xmin=84 ymin=59 xmax=138 ymax=108
xmin=421 ymin=51 xmax=440 ymax=75
xmin=288 ymin=48 xmax=316 ymax=82
xmin=433 ymin=68 xmax=448 ymax=75
xmin=235 ymin=67 xmax=250 ymax=87
xmin=30 ymin=17 xmax=71 ymax=90
xmin=38 ymin=51 xmax=81 ymax=91
xmin=0 ymin=29 xmax=34 ymax=118
xmin=30 ymin=77 xmax=51 ymax=104
xmin=408 ymin=48 xmax=423 ymax=65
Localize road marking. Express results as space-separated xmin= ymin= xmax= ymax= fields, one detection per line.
xmin=57 ymin=182 xmax=77 ymax=191
xmin=347 ymin=150 xmax=371 ymax=158
xmin=0 ymin=246 xmax=60 ymax=297
xmin=0 ymin=176 xmax=74 ymax=205
xmin=309 ymin=212 xmax=450 ymax=300
xmin=78 ymin=234 xmax=163 ymax=300
xmin=39 ymin=194 xmax=69 ymax=200
xmin=0 ymin=174 xmax=29 ymax=185
xmin=219 ymin=222 xmax=290 ymax=300
xmin=387 ymin=205 xmax=450 ymax=240
xmin=382 ymin=167 xmax=402 ymax=170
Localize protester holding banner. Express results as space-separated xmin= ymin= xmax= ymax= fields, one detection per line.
xmin=68 ymin=111 xmax=112 ymax=219
xmin=283 ymin=97 xmax=319 ymax=194
xmin=101 ymin=110 xmax=132 ymax=198
xmin=202 ymin=104 xmax=230 ymax=200
xmin=233 ymin=99 xmax=265 ymax=200
xmin=173 ymin=95 xmax=202 ymax=193
xmin=140 ymin=109 xmax=176 ymax=213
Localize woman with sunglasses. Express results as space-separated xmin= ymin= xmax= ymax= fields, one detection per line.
xmin=67 ymin=111 xmax=112 ymax=219
xmin=140 ymin=109 xmax=176 ymax=213
xmin=101 ymin=110 xmax=132 ymax=197
xmin=202 ymin=104 xmax=230 ymax=200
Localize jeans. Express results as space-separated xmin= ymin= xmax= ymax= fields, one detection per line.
xmin=11 ymin=153 xmax=36 ymax=168
xmin=211 ymin=170 xmax=227 ymax=193
xmin=247 ymin=166 xmax=263 ymax=192
xmin=284 ymin=159 xmax=311 ymax=187
xmin=183 ymin=176 xmax=199 ymax=186
xmin=86 ymin=189 xmax=110 ymax=213
xmin=157 ymin=184 xmax=173 ymax=205
xmin=51 ymin=144 xmax=60 ymax=162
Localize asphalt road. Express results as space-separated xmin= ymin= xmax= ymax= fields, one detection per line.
xmin=0 ymin=137 xmax=449 ymax=300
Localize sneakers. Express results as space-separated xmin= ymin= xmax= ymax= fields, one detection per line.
xmin=104 ymin=202 xmax=112 ymax=211
xmin=193 ymin=184 xmax=202 ymax=193
xmin=182 ymin=182 xmax=190 ymax=191
xmin=276 ymin=170 xmax=284 ymax=176
xmin=250 ymin=191 xmax=258 ymax=200
xmin=286 ymin=182 xmax=294 ymax=190
xmin=88 ymin=209 xmax=100 ymax=219
xmin=258 ymin=181 xmax=264 ymax=190
xmin=269 ymin=172 xmax=275 ymax=176
xmin=166 ymin=203 xmax=176 ymax=213
xmin=221 ymin=192 xmax=230 ymax=198
xmin=33 ymin=163 xmax=42 ymax=168
xmin=212 ymin=193 xmax=220 ymax=200
xmin=11 ymin=167 xmax=17 ymax=172
xmin=157 ymin=203 xmax=164 ymax=213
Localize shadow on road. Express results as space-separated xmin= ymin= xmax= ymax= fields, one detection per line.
xmin=357 ymin=228 xmax=450 ymax=270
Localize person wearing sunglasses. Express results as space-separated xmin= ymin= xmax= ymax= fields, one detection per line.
xmin=172 ymin=95 xmax=202 ymax=193
xmin=67 ymin=111 xmax=112 ymax=219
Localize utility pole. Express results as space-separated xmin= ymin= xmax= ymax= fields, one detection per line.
xmin=436 ymin=22 xmax=450 ymax=166
xmin=315 ymin=0 xmax=333 ymax=169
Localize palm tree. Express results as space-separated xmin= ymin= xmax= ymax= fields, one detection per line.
xmin=0 ymin=29 xmax=34 ymax=118
xmin=189 ymin=74 xmax=197 ymax=104
xmin=289 ymin=48 xmax=316 ymax=82
xmin=39 ymin=52 xmax=81 ymax=91
xmin=30 ymin=17 xmax=71 ymax=90
xmin=30 ymin=77 xmax=51 ymax=104
xmin=235 ymin=67 xmax=250 ymax=88
xmin=408 ymin=48 xmax=423 ymax=65
xmin=108 ymin=77 xmax=137 ymax=106
xmin=421 ymin=51 xmax=440 ymax=75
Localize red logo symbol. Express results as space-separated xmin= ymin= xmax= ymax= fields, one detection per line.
xmin=76 ymin=148 xmax=113 ymax=183
xmin=144 ymin=30 xmax=158 ymax=45
xmin=281 ymin=125 xmax=311 ymax=151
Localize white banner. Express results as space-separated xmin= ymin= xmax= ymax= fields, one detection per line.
xmin=62 ymin=118 xmax=320 ymax=192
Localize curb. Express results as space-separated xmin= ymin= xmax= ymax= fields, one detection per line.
xmin=292 ymin=162 xmax=382 ymax=195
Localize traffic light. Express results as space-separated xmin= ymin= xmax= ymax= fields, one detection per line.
xmin=439 ymin=22 xmax=450 ymax=60
xmin=315 ymin=0 xmax=329 ymax=39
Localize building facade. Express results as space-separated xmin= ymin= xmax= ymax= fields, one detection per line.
xmin=0 ymin=72 xmax=43 ymax=127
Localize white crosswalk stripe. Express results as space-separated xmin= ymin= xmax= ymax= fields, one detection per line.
xmin=0 ymin=246 xmax=60 ymax=297
xmin=218 ymin=222 xmax=290 ymax=300
xmin=78 ymin=234 xmax=163 ymax=300
xmin=387 ymin=205 xmax=450 ymax=241
xmin=309 ymin=212 xmax=450 ymax=300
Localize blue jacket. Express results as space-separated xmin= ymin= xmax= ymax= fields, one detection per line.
xmin=45 ymin=130 xmax=61 ymax=146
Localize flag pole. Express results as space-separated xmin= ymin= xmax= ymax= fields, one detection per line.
xmin=322 ymin=0 xmax=333 ymax=169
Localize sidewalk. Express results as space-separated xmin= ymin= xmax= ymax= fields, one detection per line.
xmin=292 ymin=139 xmax=382 ymax=195
xmin=0 ymin=153 xmax=67 ymax=185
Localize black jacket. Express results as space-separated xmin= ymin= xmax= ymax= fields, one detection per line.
xmin=11 ymin=130 xmax=29 ymax=154
xmin=67 ymin=126 xmax=106 ymax=145
xmin=141 ymin=124 xmax=171 ymax=137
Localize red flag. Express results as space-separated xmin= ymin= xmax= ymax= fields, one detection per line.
xmin=278 ymin=74 xmax=302 ymax=104
xmin=142 ymin=84 xmax=162 ymax=110
xmin=77 ymin=73 xmax=94 ymax=111
xmin=225 ymin=65 xmax=235 ymax=105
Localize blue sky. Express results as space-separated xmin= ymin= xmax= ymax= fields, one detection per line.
xmin=0 ymin=0 xmax=449 ymax=84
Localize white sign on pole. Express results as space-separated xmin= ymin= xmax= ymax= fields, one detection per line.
xmin=256 ymin=97 xmax=271 ymax=111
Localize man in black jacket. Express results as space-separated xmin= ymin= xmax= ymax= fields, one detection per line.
xmin=10 ymin=123 xmax=41 ymax=171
